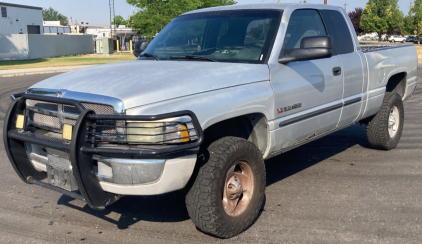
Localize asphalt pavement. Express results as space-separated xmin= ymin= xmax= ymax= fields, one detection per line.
xmin=0 ymin=72 xmax=421 ymax=243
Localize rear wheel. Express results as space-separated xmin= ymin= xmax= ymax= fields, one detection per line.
xmin=366 ymin=93 xmax=404 ymax=150
xmin=186 ymin=137 xmax=266 ymax=238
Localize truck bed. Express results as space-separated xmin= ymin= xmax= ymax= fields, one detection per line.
xmin=360 ymin=44 xmax=414 ymax=52
xmin=359 ymin=44 xmax=418 ymax=119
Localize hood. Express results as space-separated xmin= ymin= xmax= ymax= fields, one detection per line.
xmin=29 ymin=60 xmax=270 ymax=109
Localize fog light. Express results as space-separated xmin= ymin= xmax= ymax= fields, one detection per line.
xmin=62 ymin=124 xmax=73 ymax=140
xmin=16 ymin=114 xmax=24 ymax=129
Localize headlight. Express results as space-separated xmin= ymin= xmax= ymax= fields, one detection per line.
xmin=127 ymin=122 xmax=190 ymax=144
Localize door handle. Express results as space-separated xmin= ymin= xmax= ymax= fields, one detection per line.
xmin=333 ymin=67 xmax=342 ymax=76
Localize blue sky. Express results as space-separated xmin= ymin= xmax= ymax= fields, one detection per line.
xmin=6 ymin=0 xmax=412 ymax=26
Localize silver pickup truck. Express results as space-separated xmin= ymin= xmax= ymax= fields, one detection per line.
xmin=4 ymin=3 xmax=417 ymax=238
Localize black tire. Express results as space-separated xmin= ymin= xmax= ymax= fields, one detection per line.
xmin=366 ymin=93 xmax=404 ymax=150
xmin=186 ymin=137 xmax=266 ymax=238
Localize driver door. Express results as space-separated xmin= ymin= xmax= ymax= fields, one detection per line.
xmin=270 ymin=9 xmax=344 ymax=152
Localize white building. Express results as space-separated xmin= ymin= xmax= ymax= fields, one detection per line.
xmin=0 ymin=2 xmax=43 ymax=34
xmin=43 ymin=21 xmax=70 ymax=34
xmin=86 ymin=25 xmax=136 ymax=39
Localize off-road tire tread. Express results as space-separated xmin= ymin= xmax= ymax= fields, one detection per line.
xmin=186 ymin=137 xmax=265 ymax=238
xmin=366 ymin=92 xmax=404 ymax=150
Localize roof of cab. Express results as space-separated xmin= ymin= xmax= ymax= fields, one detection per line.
xmin=182 ymin=3 xmax=342 ymax=15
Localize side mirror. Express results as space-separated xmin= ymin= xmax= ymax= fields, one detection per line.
xmin=278 ymin=36 xmax=333 ymax=64
xmin=133 ymin=40 xmax=150 ymax=58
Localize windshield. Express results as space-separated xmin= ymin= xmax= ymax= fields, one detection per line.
xmin=140 ymin=10 xmax=282 ymax=64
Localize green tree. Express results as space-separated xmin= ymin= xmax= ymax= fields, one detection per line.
xmin=201 ymin=0 xmax=237 ymax=8
xmin=360 ymin=0 xmax=403 ymax=41
xmin=112 ymin=15 xmax=128 ymax=27
xmin=42 ymin=7 xmax=68 ymax=25
xmin=127 ymin=0 xmax=236 ymax=38
xmin=403 ymin=0 xmax=422 ymax=36
xmin=348 ymin=8 xmax=364 ymax=35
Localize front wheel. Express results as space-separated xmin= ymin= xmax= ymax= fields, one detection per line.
xmin=392 ymin=40 xmax=396 ymax=43
xmin=366 ymin=93 xmax=404 ymax=150
xmin=186 ymin=137 xmax=266 ymax=238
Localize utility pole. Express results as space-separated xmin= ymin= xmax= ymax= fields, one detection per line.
xmin=109 ymin=0 xmax=115 ymax=37
xmin=324 ymin=0 xmax=327 ymax=4
xmin=344 ymin=3 xmax=347 ymax=11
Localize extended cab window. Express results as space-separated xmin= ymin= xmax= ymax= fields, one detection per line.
xmin=320 ymin=10 xmax=354 ymax=55
xmin=141 ymin=10 xmax=282 ymax=64
xmin=282 ymin=9 xmax=327 ymax=50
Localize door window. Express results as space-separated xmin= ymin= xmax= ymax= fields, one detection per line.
xmin=320 ymin=10 xmax=354 ymax=55
xmin=283 ymin=9 xmax=327 ymax=50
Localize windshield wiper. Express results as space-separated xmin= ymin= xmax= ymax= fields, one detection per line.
xmin=170 ymin=55 xmax=217 ymax=62
xmin=140 ymin=53 xmax=160 ymax=61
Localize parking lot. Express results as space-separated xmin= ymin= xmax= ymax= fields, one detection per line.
xmin=0 ymin=71 xmax=421 ymax=243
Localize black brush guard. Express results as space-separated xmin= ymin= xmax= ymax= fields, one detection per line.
xmin=3 ymin=93 xmax=204 ymax=210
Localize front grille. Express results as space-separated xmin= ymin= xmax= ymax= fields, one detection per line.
xmin=32 ymin=112 xmax=61 ymax=129
xmin=63 ymin=105 xmax=79 ymax=114
xmin=64 ymin=118 xmax=77 ymax=126
xmin=28 ymin=100 xmax=114 ymax=115
xmin=26 ymin=99 xmax=116 ymax=132
xmin=27 ymin=100 xmax=58 ymax=111
xmin=83 ymin=103 xmax=114 ymax=115
xmin=63 ymin=103 xmax=114 ymax=115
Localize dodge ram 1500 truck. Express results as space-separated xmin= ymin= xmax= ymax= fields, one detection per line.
xmin=4 ymin=3 xmax=418 ymax=238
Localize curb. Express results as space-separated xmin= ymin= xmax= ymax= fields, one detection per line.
xmin=0 ymin=65 xmax=93 ymax=78
xmin=0 ymin=70 xmax=70 ymax=78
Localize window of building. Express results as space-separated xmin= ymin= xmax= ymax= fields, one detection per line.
xmin=1 ymin=7 xmax=7 ymax=18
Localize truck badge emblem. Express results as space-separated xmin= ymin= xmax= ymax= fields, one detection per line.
xmin=56 ymin=91 xmax=63 ymax=97
xmin=277 ymin=103 xmax=302 ymax=114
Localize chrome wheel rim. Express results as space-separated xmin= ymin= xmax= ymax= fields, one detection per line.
xmin=222 ymin=161 xmax=254 ymax=216
xmin=388 ymin=106 xmax=400 ymax=138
